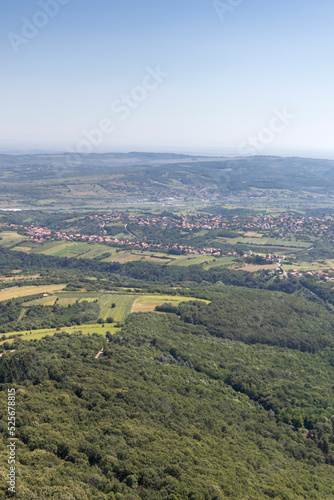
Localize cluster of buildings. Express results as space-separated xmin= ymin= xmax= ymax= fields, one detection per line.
xmin=6 ymin=221 xmax=281 ymax=261
xmin=24 ymin=225 xmax=51 ymax=243
xmin=88 ymin=212 xmax=334 ymax=239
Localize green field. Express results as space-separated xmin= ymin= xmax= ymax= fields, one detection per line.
xmin=0 ymin=323 xmax=116 ymax=346
xmin=0 ymin=229 xmax=314 ymax=274
xmin=13 ymin=239 xmax=176 ymax=264
xmin=0 ymin=284 xmax=66 ymax=302
xmin=23 ymin=295 xmax=58 ymax=306
xmin=168 ymin=254 xmax=218 ymax=266
xmin=218 ymin=235 xmax=311 ymax=248
xmin=0 ymin=231 xmax=26 ymax=247
xmin=202 ymin=256 xmax=237 ymax=269
xmin=24 ymin=290 xmax=204 ymax=320
xmin=31 ymin=241 xmax=104 ymax=258
xmin=23 ymin=291 xmax=136 ymax=322
xmin=97 ymin=293 xmax=136 ymax=321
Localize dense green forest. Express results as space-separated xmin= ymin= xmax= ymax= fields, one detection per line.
xmin=1 ymin=314 xmax=334 ymax=498
xmin=174 ymin=291 xmax=334 ymax=352
xmin=2 ymin=192 xmax=334 ymax=497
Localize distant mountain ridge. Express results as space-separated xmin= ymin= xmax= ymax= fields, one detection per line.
xmin=0 ymin=151 xmax=200 ymax=168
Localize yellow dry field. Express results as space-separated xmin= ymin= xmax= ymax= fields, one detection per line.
xmin=12 ymin=246 xmax=33 ymax=253
xmin=244 ymin=232 xmax=263 ymax=237
xmin=144 ymin=256 xmax=173 ymax=264
xmin=131 ymin=295 xmax=209 ymax=313
xmin=236 ymin=264 xmax=277 ymax=272
xmin=106 ymin=252 xmax=143 ymax=263
xmin=67 ymin=184 xmax=97 ymax=196
xmin=24 ymin=295 xmax=58 ymax=306
xmin=0 ymin=274 xmax=40 ymax=282
xmin=0 ymin=284 xmax=66 ymax=302
xmin=36 ymin=242 xmax=77 ymax=256
xmin=0 ymin=231 xmax=26 ymax=246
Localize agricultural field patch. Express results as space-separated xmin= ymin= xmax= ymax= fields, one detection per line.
xmin=98 ymin=294 xmax=136 ymax=322
xmin=104 ymin=252 xmax=143 ymax=263
xmin=143 ymin=255 xmax=173 ymax=264
xmin=12 ymin=239 xmax=175 ymax=265
xmin=236 ymin=264 xmax=277 ymax=272
xmin=0 ymin=292 xmax=204 ymax=345
xmin=0 ymin=284 xmax=66 ymax=302
xmin=168 ymin=254 xmax=217 ymax=266
xmin=131 ymin=294 xmax=209 ymax=313
xmin=104 ymin=250 xmax=173 ymax=264
xmin=28 ymin=290 xmax=140 ymax=323
xmin=218 ymin=236 xmax=311 ymax=248
xmin=67 ymin=184 xmax=110 ymax=196
xmin=12 ymin=246 xmax=33 ymax=253
xmin=244 ymin=232 xmax=263 ymax=237
xmin=202 ymin=256 xmax=238 ymax=269
xmin=0 ymin=323 xmax=115 ymax=346
xmin=0 ymin=274 xmax=40 ymax=282
xmin=23 ymin=295 xmax=58 ymax=306
xmin=0 ymin=231 xmax=26 ymax=247
xmin=33 ymin=241 xmax=81 ymax=256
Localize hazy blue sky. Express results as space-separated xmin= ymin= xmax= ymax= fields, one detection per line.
xmin=1 ymin=0 xmax=334 ymax=156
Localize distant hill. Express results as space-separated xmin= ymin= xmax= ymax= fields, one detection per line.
xmin=1 ymin=153 xmax=334 ymax=209
xmin=0 ymin=151 xmax=199 ymax=168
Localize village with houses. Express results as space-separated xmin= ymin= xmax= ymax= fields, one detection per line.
xmin=4 ymin=210 xmax=334 ymax=280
